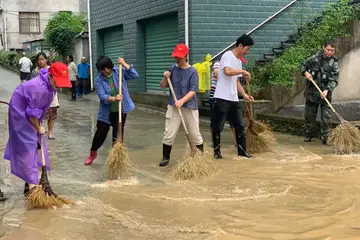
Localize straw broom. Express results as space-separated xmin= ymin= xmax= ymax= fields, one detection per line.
xmin=26 ymin=137 xmax=71 ymax=209
xmin=309 ymin=77 xmax=360 ymax=154
xmin=244 ymin=80 xmax=276 ymax=153
xmin=106 ymin=64 xmax=132 ymax=180
xmin=165 ymin=77 xmax=217 ymax=181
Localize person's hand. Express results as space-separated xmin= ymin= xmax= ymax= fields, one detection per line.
xmin=163 ymin=71 xmax=171 ymax=79
xmin=242 ymin=70 xmax=251 ymax=79
xmin=175 ymin=99 xmax=185 ymax=108
xmin=321 ymin=90 xmax=328 ymax=99
xmin=39 ymin=126 xmax=45 ymax=135
xmin=305 ymin=72 xmax=312 ymax=80
xmin=115 ymin=94 xmax=123 ymax=101
xmin=244 ymin=94 xmax=254 ymax=103
xmin=118 ymin=57 xmax=126 ymax=66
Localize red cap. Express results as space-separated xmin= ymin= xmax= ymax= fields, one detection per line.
xmin=171 ymin=43 xmax=189 ymax=58
xmin=49 ymin=62 xmax=72 ymax=88
xmin=239 ymin=55 xmax=247 ymax=64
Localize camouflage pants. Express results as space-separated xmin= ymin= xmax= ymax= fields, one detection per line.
xmin=305 ymin=99 xmax=332 ymax=138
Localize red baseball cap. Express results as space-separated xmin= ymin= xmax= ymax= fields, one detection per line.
xmin=171 ymin=43 xmax=189 ymax=58
xmin=49 ymin=62 xmax=72 ymax=88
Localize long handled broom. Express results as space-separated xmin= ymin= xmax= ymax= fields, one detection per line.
xmin=106 ymin=64 xmax=132 ymax=180
xmin=166 ymin=77 xmax=217 ymax=180
xmin=244 ymin=80 xmax=276 ymax=153
xmin=309 ymin=77 xmax=360 ymax=154
xmin=26 ymin=136 xmax=71 ymax=209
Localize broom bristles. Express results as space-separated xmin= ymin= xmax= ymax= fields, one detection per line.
xmin=168 ymin=150 xmax=217 ymax=181
xmin=245 ymin=118 xmax=276 ymax=153
xmin=106 ymin=141 xmax=132 ymax=180
xmin=244 ymin=117 xmax=271 ymax=134
xmin=328 ymin=122 xmax=360 ymax=155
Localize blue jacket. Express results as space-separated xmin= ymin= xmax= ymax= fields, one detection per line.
xmin=95 ymin=66 xmax=138 ymax=124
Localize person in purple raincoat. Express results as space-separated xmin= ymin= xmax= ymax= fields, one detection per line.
xmin=4 ymin=62 xmax=71 ymax=196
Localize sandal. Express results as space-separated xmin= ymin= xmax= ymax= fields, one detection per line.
xmin=48 ymin=136 xmax=55 ymax=140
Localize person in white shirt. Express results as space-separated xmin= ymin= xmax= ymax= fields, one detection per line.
xmin=212 ymin=34 xmax=255 ymax=159
xmin=19 ymin=52 xmax=33 ymax=83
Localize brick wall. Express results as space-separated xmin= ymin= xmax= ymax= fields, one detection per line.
xmin=189 ymin=0 xmax=338 ymax=63
xmin=89 ymin=0 xmax=185 ymax=92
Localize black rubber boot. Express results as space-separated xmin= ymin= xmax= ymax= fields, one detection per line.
xmin=304 ymin=136 xmax=312 ymax=142
xmin=159 ymin=144 xmax=172 ymax=167
xmin=213 ymin=132 xmax=222 ymax=159
xmin=196 ymin=144 xmax=204 ymax=152
xmin=24 ymin=183 xmax=29 ymax=196
xmin=237 ymin=135 xmax=252 ymax=158
xmin=321 ymin=136 xmax=328 ymax=145
xmin=0 ymin=189 xmax=6 ymax=201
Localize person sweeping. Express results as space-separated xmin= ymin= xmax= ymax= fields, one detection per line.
xmin=3 ymin=62 xmax=71 ymax=202
xmin=301 ymin=40 xmax=340 ymax=144
xmin=159 ymin=43 xmax=204 ymax=167
xmin=212 ymin=34 xmax=254 ymax=160
xmin=83 ymin=56 xmax=138 ymax=166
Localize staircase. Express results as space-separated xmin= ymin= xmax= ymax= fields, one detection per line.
xmin=255 ymin=16 xmax=323 ymax=67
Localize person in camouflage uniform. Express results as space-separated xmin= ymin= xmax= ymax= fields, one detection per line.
xmin=301 ymin=40 xmax=340 ymax=144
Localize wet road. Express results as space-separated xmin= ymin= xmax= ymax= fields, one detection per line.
xmin=1 ymin=67 xmax=360 ymax=239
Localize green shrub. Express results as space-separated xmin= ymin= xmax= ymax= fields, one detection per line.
xmin=252 ymin=0 xmax=360 ymax=91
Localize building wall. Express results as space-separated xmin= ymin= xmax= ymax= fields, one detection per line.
xmin=189 ymin=0 xmax=338 ymax=63
xmin=89 ymin=0 xmax=185 ymax=92
xmin=0 ymin=0 xmax=83 ymax=50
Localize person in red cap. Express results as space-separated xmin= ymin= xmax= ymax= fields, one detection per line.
xmin=159 ymin=43 xmax=204 ymax=167
xmin=4 ymin=62 xmax=71 ymax=196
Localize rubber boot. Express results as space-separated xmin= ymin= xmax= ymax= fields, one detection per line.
xmin=196 ymin=144 xmax=204 ymax=152
xmin=159 ymin=144 xmax=172 ymax=167
xmin=304 ymin=136 xmax=312 ymax=142
xmin=84 ymin=151 xmax=97 ymax=165
xmin=237 ymin=135 xmax=252 ymax=158
xmin=24 ymin=183 xmax=29 ymax=196
xmin=321 ymin=135 xmax=328 ymax=145
xmin=0 ymin=189 xmax=6 ymax=201
xmin=213 ymin=132 xmax=222 ymax=159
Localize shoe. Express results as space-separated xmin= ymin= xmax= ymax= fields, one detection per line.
xmin=304 ymin=136 xmax=312 ymax=142
xmin=213 ymin=132 xmax=222 ymax=159
xmin=84 ymin=151 xmax=97 ymax=165
xmin=159 ymin=144 xmax=172 ymax=167
xmin=0 ymin=190 xmax=6 ymax=201
xmin=48 ymin=136 xmax=55 ymax=140
xmin=236 ymin=135 xmax=252 ymax=158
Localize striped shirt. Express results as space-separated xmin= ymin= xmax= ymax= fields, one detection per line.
xmin=209 ymin=61 xmax=220 ymax=99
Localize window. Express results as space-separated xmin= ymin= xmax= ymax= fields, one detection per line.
xmin=19 ymin=12 xmax=40 ymax=34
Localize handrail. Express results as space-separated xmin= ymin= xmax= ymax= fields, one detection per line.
xmin=210 ymin=0 xmax=298 ymax=61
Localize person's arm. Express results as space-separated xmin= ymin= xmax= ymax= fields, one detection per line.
xmin=220 ymin=53 xmax=250 ymax=78
xmin=19 ymin=59 xmax=22 ymax=70
xmin=301 ymin=56 xmax=313 ymax=80
xmin=326 ymin=60 xmax=340 ymax=91
xmin=237 ymin=79 xmax=254 ymax=102
xmin=29 ymin=117 xmax=41 ymax=133
xmin=72 ymin=62 xmax=78 ymax=75
xmin=117 ymin=58 xmax=138 ymax=80
xmin=94 ymin=77 xmax=115 ymax=104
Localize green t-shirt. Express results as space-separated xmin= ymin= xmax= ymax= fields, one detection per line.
xmin=105 ymin=74 xmax=119 ymax=112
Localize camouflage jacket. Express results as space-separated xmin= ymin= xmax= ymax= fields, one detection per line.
xmin=301 ymin=51 xmax=340 ymax=102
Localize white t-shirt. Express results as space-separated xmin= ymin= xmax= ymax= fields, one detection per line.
xmin=19 ymin=57 xmax=32 ymax=73
xmin=214 ymin=51 xmax=242 ymax=102
xmin=50 ymin=92 xmax=59 ymax=108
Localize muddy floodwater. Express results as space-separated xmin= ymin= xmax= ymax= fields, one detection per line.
xmin=0 ymin=68 xmax=360 ymax=239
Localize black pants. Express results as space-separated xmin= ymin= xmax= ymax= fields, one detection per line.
xmin=71 ymin=81 xmax=77 ymax=100
xmin=90 ymin=112 xmax=127 ymax=151
xmin=212 ymin=98 xmax=245 ymax=137
xmin=79 ymin=78 xmax=88 ymax=94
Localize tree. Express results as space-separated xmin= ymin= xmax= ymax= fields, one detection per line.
xmin=45 ymin=12 xmax=86 ymax=58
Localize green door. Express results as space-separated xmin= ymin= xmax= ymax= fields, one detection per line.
xmin=145 ymin=15 xmax=178 ymax=93
xmin=103 ymin=27 xmax=124 ymax=64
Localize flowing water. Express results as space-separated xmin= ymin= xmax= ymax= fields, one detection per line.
xmin=0 ymin=68 xmax=360 ymax=239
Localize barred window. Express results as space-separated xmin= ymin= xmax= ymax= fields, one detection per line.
xmin=19 ymin=12 xmax=40 ymax=34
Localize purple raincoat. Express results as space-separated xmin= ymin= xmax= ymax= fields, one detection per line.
xmin=4 ymin=68 xmax=55 ymax=184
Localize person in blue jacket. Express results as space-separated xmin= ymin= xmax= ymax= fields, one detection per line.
xmin=84 ymin=56 xmax=138 ymax=165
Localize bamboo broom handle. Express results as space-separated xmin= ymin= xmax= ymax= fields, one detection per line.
xmin=245 ymin=79 xmax=254 ymax=120
xmin=39 ymin=136 xmax=46 ymax=166
xmin=118 ymin=64 xmax=122 ymax=124
xmin=308 ymin=77 xmax=344 ymax=122
xmin=166 ymin=76 xmax=190 ymax=135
